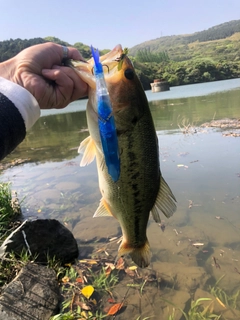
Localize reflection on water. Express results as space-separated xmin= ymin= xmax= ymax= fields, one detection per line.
xmin=1 ymin=79 xmax=240 ymax=318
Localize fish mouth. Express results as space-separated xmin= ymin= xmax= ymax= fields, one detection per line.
xmin=67 ymin=44 xmax=127 ymax=87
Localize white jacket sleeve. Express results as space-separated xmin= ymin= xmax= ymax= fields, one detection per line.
xmin=0 ymin=77 xmax=40 ymax=130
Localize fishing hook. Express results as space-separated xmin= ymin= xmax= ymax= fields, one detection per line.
xmin=91 ymin=64 xmax=110 ymax=75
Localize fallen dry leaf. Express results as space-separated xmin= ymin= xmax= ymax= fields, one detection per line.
xmin=124 ymin=268 xmax=135 ymax=277
xmin=128 ymin=266 xmax=138 ymax=271
xmin=116 ymin=257 xmax=125 ymax=270
xmin=90 ymin=298 xmax=97 ymax=305
xmin=105 ymin=266 xmax=113 ymax=277
xmin=77 ymin=301 xmax=91 ymax=311
xmin=107 ymin=303 xmax=123 ymax=316
xmin=61 ymin=276 xmax=69 ymax=283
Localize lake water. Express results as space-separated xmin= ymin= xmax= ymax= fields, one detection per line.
xmin=1 ymin=79 xmax=240 ymax=319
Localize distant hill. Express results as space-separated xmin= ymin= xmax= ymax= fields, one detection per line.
xmin=185 ymin=20 xmax=240 ymax=42
xmin=0 ymin=37 xmax=94 ymax=62
xmin=129 ymin=19 xmax=240 ymax=62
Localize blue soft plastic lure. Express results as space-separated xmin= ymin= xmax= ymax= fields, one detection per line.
xmin=91 ymin=46 xmax=120 ymax=182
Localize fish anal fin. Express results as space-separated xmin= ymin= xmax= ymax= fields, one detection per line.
xmin=93 ymin=198 xmax=113 ymax=218
xmin=78 ymin=136 xmax=96 ymax=166
xmin=118 ymin=239 xmax=151 ymax=268
xmin=151 ymin=176 xmax=177 ymax=223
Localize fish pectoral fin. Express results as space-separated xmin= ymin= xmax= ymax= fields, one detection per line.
xmin=78 ymin=136 xmax=96 ymax=166
xmin=93 ymin=198 xmax=113 ymax=217
xmin=118 ymin=239 xmax=151 ymax=268
xmin=151 ymin=176 xmax=177 ymax=223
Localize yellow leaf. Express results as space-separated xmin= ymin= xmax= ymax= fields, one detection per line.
xmin=79 ymin=259 xmax=98 ymax=265
xmin=37 ymin=209 xmax=42 ymax=213
xmin=62 ymin=276 xmax=69 ymax=283
xmin=81 ymin=311 xmax=88 ymax=318
xmin=91 ymin=299 xmax=97 ymax=305
xmin=87 ymin=259 xmax=98 ymax=265
xmin=128 ymin=266 xmax=138 ymax=270
xmin=64 ymin=263 xmax=71 ymax=267
xmin=81 ymin=285 xmax=94 ymax=299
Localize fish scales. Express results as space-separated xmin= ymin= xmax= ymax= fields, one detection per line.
xmin=108 ymin=120 xmax=160 ymax=249
xmin=68 ymin=45 xmax=176 ymax=268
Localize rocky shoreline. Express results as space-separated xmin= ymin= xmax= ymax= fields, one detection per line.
xmin=0 ymin=219 xmax=78 ymax=319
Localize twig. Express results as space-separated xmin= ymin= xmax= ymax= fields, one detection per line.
xmin=213 ymin=256 xmax=221 ymax=269
xmin=0 ymin=220 xmax=28 ymax=258
xmin=22 ymin=230 xmax=32 ymax=256
xmin=112 ymin=287 xmax=130 ymax=319
xmin=234 ymin=267 xmax=240 ymax=275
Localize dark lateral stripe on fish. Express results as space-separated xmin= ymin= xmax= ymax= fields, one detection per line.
xmin=127 ymin=151 xmax=136 ymax=162
xmin=131 ymin=183 xmax=138 ymax=191
xmin=134 ymin=214 xmax=140 ymax=245
xmin=131 ymin=171 xmax=140 ymax=180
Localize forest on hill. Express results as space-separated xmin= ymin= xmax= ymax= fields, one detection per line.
xmin=0 ymin=20 xmax=240 ymax=89
xmin=129 ymin=20 xmax=240 ymax=88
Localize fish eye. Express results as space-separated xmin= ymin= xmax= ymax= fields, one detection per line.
xmin=124 ymin=69 xmax=134 ymax=80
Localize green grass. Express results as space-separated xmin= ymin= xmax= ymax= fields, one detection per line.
xmin=89 ymin=266 xmax=119 ymax=292
xmin=209 ymin=275 xmax=240 ymax=310
xmin=50 ymin=262 xmax=120 ymax=320
xmin=0 ymin=249 xmax=33 ymax=286
xmin=0 ymin=181 xmax=24 ymax=287
xmin=166 ymin=297 xmax=221 ymax=320
xmin=0 ymin=182 xmax=21 ymax=237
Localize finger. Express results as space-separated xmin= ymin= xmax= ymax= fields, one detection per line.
xmin=42 ymin=66 xmax=88 ymax=100
xmin=55 ymin=65 xmax=89 ymax=101
xmin=41 ymin=68 xmax=74 ymax=108
xmin=42 ymin=66 xmax=88 ymax=107
xmin=67 ymin=46 xmax=86 ymax=61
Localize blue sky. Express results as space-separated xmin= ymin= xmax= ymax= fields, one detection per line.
xmin=1 ymin=0 xmax=240 ymax=50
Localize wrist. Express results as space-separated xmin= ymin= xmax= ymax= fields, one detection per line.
xmin=0 ymin=59 xmax=14 ymax=81
xmin=0 ymin=77 xmax=40 ymax=130
xmin=0 ymin=57 xmax=25 ymax=87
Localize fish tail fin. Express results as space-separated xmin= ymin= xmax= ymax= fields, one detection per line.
xmin=118 ymin=239 xmax=152 ymax=268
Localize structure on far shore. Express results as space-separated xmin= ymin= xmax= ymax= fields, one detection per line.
xmin=150 ymin=79 xmax=170 ymax=92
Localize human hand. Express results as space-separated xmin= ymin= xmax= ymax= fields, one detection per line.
xmin=0 ymin=42 xmax=88 ymax=109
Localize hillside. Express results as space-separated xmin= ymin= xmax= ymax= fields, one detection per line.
xmin=129 ymin=20 xmax=240 ymax=62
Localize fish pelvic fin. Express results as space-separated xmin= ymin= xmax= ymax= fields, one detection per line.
xmin=118 ymin=239 xmax=152 ymax=268
xmin=78 ymin=136 xmax=96 ymax=166
xmin=93 ymin=198 xmax=113 ymax=217
xmin=150 ymin=176 xmax=177 ymax=223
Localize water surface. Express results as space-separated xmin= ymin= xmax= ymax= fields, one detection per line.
xmin=1 ymin=79 xmax=240 ymax=319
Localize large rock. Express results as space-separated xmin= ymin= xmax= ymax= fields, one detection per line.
xmin=0 ymin=263 xmax=60 ymax=320
xmin=4 ymin=219 xmax=79 ymax=264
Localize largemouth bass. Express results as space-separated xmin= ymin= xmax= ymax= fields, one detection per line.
xmin=69 ymin=45 xmax=176 ymax=268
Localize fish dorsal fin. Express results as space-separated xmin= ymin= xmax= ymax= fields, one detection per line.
xmin=93 ymin=198 xmax=113 ymax=217
xmin=78 ymin=136 xmax=96 ymax=167
xmin=150 ymin=176 xmax=177 ymax=223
